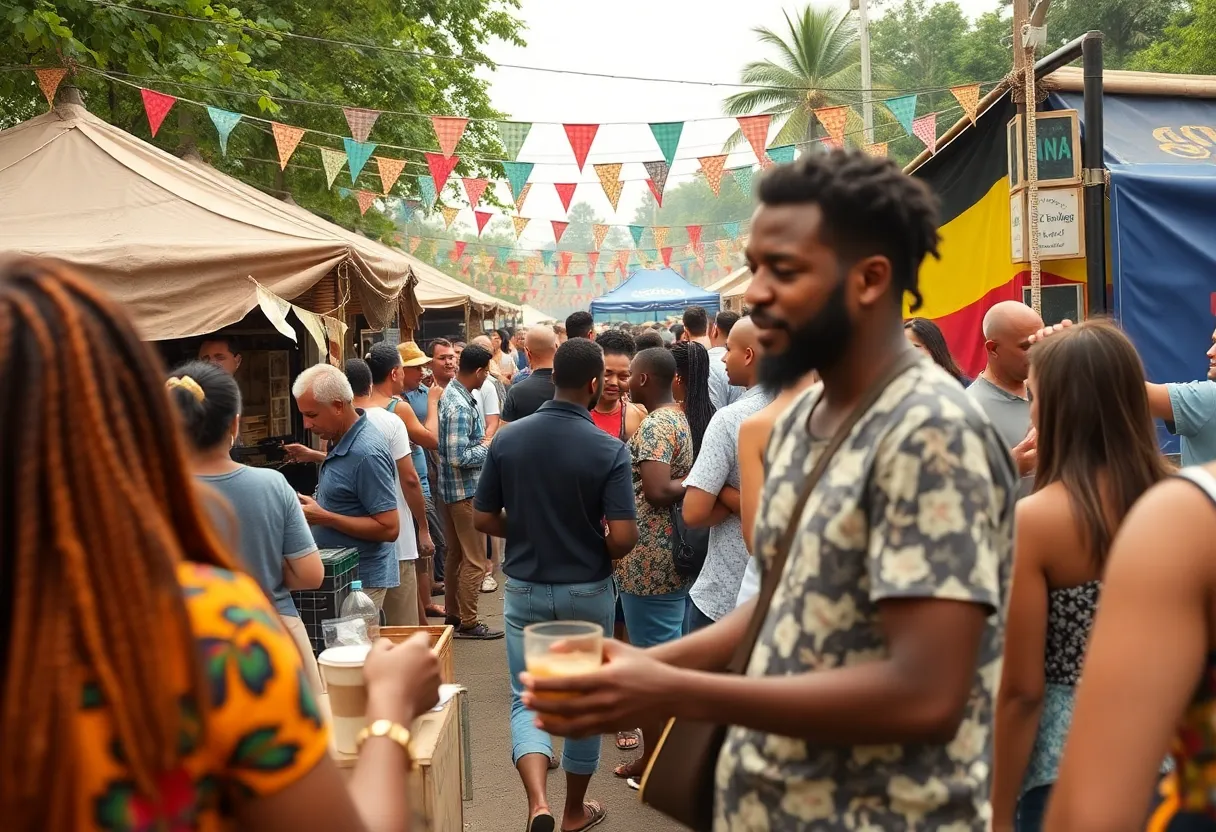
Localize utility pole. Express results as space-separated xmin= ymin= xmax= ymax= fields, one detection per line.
xmin=853 ymin=0 xmax=875 ymax=146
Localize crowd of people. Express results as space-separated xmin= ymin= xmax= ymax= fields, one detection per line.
xmin=8 ymin=148 xmax=1216 ymax=832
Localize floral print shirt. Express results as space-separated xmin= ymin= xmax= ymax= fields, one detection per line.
xmin=615 ymin=406 xmax=694 ymax=596
xmin=80 ymin=562 xmax=329 ymax=831
xmin=714 ymin=360 xmax=1017 ymax=831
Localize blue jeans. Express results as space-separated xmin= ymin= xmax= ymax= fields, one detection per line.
xmin=1016 ymin=784 xmax=1051 ymax=832
xmin=504 ymin=576 xmax=616 ymax=775
xmin=684 ymin=599 xmax=714 ymax=634
xmin=619 ymin=587 xmax=688 ymax=648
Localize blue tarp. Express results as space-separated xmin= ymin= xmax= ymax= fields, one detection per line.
xmin=590 ymin=268 xmax=719 ymax=321
xmin=1049 ymin=93 xmax=1216 ymax=454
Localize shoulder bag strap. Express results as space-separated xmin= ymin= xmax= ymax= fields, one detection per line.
xmin=725 ymin=349 xmax=922 ymax=674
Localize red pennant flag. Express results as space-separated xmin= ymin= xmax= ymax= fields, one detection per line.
xmin=686 ymin=225 xmax=702 ymax=247
xmin=356 ymin=190 xmax=376 ymax=215
xmin=431 ymin=116 xmax=468 ymax=158
xmin=450 ymin=240 xmax=467 ymax=261
xmin=559 ymin=251 xmax=574 ymax=276
xmin=140 ymin=89 xmax=176 ymax=137
xmin=660 ymin=247 xmax=673 ymax=267
xmin=36 ymin=68 xmax=68 ymax=106
xmin=736 ymin=114 xmax=772 ymax=162
xmin=647 ymin=178 xmax=664 ymax=207
xmin=563 ymin=124 xmax=599 ymax=171
xmin=474 ymin=210 xmax=493 ymax=235
xmin=551 ymin=220 xmax=569 ymax=244
xmin=575 ymin=274 xmax=585 ymax=288
xmin=508 ymin=261 xmax=520 ymax=276
xmin=425 ymin=152 xmax=460 ymax=194
xmin=554 ymin=183 xmax=577 ymax=213
xmin=587 ymin=251 xmax=600 ymax=273
xmin=462 ymin=177 xmax=490 ymax=209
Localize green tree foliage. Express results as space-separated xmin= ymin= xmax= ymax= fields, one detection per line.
xmin=1041 ymin=0 xmax=1182 ymax=68
xmin=1130 ymin=0 xmax=1216 ymax=74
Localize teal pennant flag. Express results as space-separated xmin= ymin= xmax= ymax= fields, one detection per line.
xmin=206 ymin=107 xmax=242 ymax=156
xmin=343 ymin=138 xmax=377 ymax=183
xmin=649 ymin=122 xmax=683 ymax=166
xmin=501 ymin=160 xmax=534 ymax=201
xmin=766 ymin=145 xmax=796 ymax=165
xmin=723 ymin=221 xmax=740 ymax=239
xmin=418 ymin=175 xmax=437 ymax=211
xmin=729 ymin=165 xmax=754 ymax=196
xmin=884 ymin=94 xmax=918 ymax=136
xmin=628 ymin=225 xmax=645 ymax=247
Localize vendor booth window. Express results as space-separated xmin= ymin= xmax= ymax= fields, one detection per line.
xmin=1022 ymin=284 xmax=1083 ymax=326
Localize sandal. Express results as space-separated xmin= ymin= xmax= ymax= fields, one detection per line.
xmin=562 ymin=800 xmax=607 ymax=832
xmin=615 ymin=729 xmax=640 ymax=751
xmin=526 ymin=812 xmax=555 ymax=832
xmin=424 ymin=604 xmax=446 ymax=618
xmin=613 ymin=758 xmax=646 ymax=779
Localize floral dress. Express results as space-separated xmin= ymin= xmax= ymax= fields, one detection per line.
xmin=615 ymin=406 xmax=693 ymax=596
xmin=1147 ymin=652 xmax=1216 ymax=831
xmin=78 ymin=562 xmax=329 ymax=830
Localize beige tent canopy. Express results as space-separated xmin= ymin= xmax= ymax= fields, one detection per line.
xmin=707 ymin=266 xmax=751 ymax=296
xmin=408 ymin=256 xmax=519 ymax=318
xmin=0 ymin=102 xmax=411 ymax=340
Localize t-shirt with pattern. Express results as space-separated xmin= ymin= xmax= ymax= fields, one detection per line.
xmin=615 ymin=406 xmax=694 ymax=596
xmin=80 ymin=561 xmax=329 ymax=830
xmin=714 ymin=359 xmax=1017 ymax=831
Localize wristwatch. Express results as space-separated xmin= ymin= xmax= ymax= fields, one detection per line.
xmin=356 ymin=719 xmax=415 ymax=770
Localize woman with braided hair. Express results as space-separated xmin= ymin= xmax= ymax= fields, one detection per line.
xmin=0 ymin=257 xmax=438 ymax=831
xmin=670 ymin=339 xmax=718 ymax=460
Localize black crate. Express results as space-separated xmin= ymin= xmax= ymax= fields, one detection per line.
xmin=291 ymin=547 xmax=359 ymax=655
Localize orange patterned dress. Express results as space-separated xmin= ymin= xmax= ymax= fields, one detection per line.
xmin=1147 ymin=652 xmax=1216 ymax=831
xmin=77 ymin=562 xmax=329 ymax=830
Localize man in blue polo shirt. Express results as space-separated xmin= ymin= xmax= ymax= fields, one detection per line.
xmin=292 ymin=363 xmax=400 ymax=611
xmin=473 ymin=338 xmax=638 ymax=832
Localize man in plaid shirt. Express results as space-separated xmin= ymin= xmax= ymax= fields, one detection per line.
xmin=437 ymin=342 xmax=503 ymax=639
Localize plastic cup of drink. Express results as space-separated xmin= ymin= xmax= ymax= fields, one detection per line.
xmin=523 ymin=621 xmax=604 ymax=700
xmin=318 ymin=644 xmax=372 ymax=754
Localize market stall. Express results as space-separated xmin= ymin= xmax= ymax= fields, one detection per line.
xmin=589 ymin=267 xmax=720 ymax=323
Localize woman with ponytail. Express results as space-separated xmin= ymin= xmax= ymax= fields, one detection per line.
xmin=670 ymin=340 xmax=718 ymax=460
xmin=0 ymin=257 xmax=439 ymax=831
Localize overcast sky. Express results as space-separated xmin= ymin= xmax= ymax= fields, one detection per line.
xmin=473 ymin=0 xmax=1001 ymax=245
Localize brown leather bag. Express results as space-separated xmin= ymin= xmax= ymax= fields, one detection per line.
xmin=637 ymin=351 xmax=921 ymax=831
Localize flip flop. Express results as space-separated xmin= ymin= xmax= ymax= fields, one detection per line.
xmin=615 ymin=729 xmax=640 ymax=751
xmin=424 ymin=604 xmax=446 ymax=618
xmin=562 ymin=800 xmax=607 ymax=832
xmin=613 ymin=759 xmax=645 ymax=779
xmin=526 ymin=812 xmax=555 ymax=832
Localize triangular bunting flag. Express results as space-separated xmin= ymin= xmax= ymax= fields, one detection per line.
xmin=766 ymin=145 xmax=796 ymax=165
xmin=424 ymin=152 xmax=459 ymax=194
xmin=698 ymin=155 xmax=728 ymax=196
xmin=628 ymin=226 xmax=645 ymax=247
xmin=501 ymin=161 xmax=534 ymax=201
xmin=140 ymin=89 xmax=176 ymax=137
xmin=694 ymin=244 xmax=706 ymax=268
xmin=541 ymin=250 xmax=555 ymax=268
xmin=723 ymin=221 xmax=741 ymax=240
xmin=813 ymin=106 xmax=849 ymax=145
xmin=272 ymin=122 xmax=306 ymax=170
xmin=497 ymin=121 xmax=533 ymax=161
xmin=648 ymin=122 xmax=684 ymax=166
xmin=418 ymin=175 xmax=438 ymax=210
xmin=643 ymin=160 xmax=670 ymax=198
xmin=587 ymin=251 xmax=600 ymax=273
xmin=338 ymin=187 xmax=352 ymax=199
xmin=479 ymin=253 xmax=495 ymax=272
xmin=912 ymin=112 xmax=938 ymax=153
xmin=716 ymin=239 xmax=731 ymax=258
xmin=514 ymin=182 xmax=532 ymax=213
xmin=724 ymin=170 xmax=753 ymax=204
xmin=451 ymin=240 xmax=467 ymax=261
xmin=319 ymin=148 xmax=346 ymax=189
xmin=36 ymin=68 xmax=68 ymax=106
xmin=660 ymin=247 xmax=673 ymax=267
xmin=395 ymin=199 xmax=419 ymax=223
xmin=616 ymin=249 xmax=630 ymax=273
xmin=554 ymin=183 xmax=578 ymax=213
xmin=558 ymin=251 xmax=573 ymax=275
xmin=736 ymin=115 xmax=772 ymax=162
xmin=375 ymin=156 xmax=406 ymax=195
xmin=430 ymin=116 xmax=468 ymax=158
xmin=441 ymin=205 xmax=460 ymax=228
xmin=951 ymin=83 xmax=981 ymax=123
xmin=206 ymin=107 xmax=242 ymax=156
xmin=496 ymin=246 xmax=511 ymax=266
xmin=508 ymin=260 xmax=520 ymax=276
xmin=653 ymin=226 xmax=670 ymax=250
xmin=865 ymin=142 xmax=889 ymax=158
xmin=408 ymin=236 xmax=422 ymax=254
xmin=884 ymin=94 xmax=918 ymax=135
xmin=563 ymin=124 xmax=599 ymax=171
xmin=574 ymin=274 xmax=584 ymax=288
xmin=356 ymin=190 xmax=376 ymax=216
xmin=686 ymin=225 xmax=702 ymax=247
xmin=551 ymin=220 xmax=569 ymax=244
xmin=343 ymin=107 xmax=380 ymax=143
xmin=343 ymin=138 xmax=376 ymax=182
xmin=512 ymin=216 xmax=530 ymax=237
xmin=474 ymin=210 xmax=493 ymax=235
xmin=592 ymin=224 xmax=611 ymax=250
xmin=462 ymin=177 xmax=490 ymax=210
xmin=646 ymin=178 xmax=664 ymax=207
xmin=594 ymin=163 xmax=623 ymax=211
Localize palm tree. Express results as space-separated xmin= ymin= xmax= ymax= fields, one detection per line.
xmin=723 ymin=5 xmax=885 ymax=151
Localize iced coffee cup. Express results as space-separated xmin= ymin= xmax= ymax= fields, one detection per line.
xmin=523 ymin=621 xmax=604 ymax=700
xmin=318 ymin=644 xmax=372 ymax=754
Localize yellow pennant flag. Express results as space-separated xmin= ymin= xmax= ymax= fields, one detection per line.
xmin=514 ymin=182 xmax=532 ymax=214
xmin=865 ymin=142 xmax=889 ymax=158
xmin=593 ymin=163 xmax=623 ymax=211
xmin=652 ymin=226 xmax=670 ymax=251
xmin=950 ymin=83 xmax=981 ymax=124
xmin=592 ymin=224 xmax=611 ymax=249
xmin=271 ymin=122 xmax=306 ymax=170
xmin=512 ymin=216 xmax=529 ymax=237
xmin=375 ymin=156 xmax=406 ymax=195
xmin=441 ymin=205 xmax=460 ymax=229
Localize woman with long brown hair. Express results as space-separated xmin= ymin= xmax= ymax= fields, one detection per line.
xmin=0 ymin=257 xmax=439 ymax=831
xmin=991 ymin=319 xmax=1169 ymax=831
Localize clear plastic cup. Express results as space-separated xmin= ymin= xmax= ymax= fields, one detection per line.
xmin=524 ymin=621 xmax=604 ymax=700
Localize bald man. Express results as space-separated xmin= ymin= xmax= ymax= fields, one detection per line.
xmin=682 ymin=316 xmax=775 ymax=631
xmin=502 ymin=325 xmax=558 ymax=422
xmin=967 ymin=300 xmax=1043 ymax=482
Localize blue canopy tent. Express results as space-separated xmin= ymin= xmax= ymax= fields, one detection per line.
xmin=589 ymin=268 xmax=720 ymax=323
xmin=1048 ymin=90 xmax=1216 ymax=454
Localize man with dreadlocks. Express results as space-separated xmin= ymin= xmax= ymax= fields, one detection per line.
xmin=522 ymin=150 xmax=1017 ymax=830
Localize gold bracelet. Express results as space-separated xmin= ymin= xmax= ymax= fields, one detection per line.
xmin=355 ymin=719 xmax=415 ymax=771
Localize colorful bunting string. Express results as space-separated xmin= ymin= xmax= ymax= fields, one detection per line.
xmin=698 ymin=155 xmax=727 ymax=196
xmin=813 ymin=106 xmax=849 ymax=146
xmin=912 ymin=113 xmax=938 ymax=154
xmin=206 ymin=107 xmax=242 ymax=156
xmin=272 ymin=122 xmax=306 ymax=169
xmin=497 ymin=121 xmax=532 ymax=161
xmin=563 ymin=124 xmax=599 ymax=171
xmin=461 ymin=177 xmax=490 ymax=210
xmin=36 ymin=67 xmax=67 ymax=106
xmin=884 ymin=94 xmax=918 ymax=136
xmin=140 ymin=89 xmax=176 ymax=137
xmin=430 ymin=116 xmax=468 ymax=158
xmin=951 ymin=83 xmax=981 ymax=124
xmin=736 ymin=115 xmax=771 ymax=162
xmin=343 ymin=107 xmax=380 ymax=143
xmin=375 ymin=156 xmax=406 ymax=194
xmin=424 ymin=152 xmax=459 ymax=194
xmin=649 ymin=122 xmax=683 ymax=166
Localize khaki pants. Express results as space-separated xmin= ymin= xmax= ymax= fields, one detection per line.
xmin=443 ymin=498 xmax=484 ymax=629
xmin=365 ymin=586 xmax=389 ymax=613
xmin=280 ymin=614 xmax=325 ymax=697
xmin=383 ymin=560 xmax=420 ymax=626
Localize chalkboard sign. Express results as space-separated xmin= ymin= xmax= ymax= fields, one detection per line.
xmin=1007 ymin=111 xmax=1082 ymax=190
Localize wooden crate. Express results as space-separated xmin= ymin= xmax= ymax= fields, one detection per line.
xmin=380 ymin=625 xmax=455 ymax=684
xmin=326 ymin=693 xmax=464 ymax=832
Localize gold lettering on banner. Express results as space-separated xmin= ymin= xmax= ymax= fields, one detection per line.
xmin=1154 ymin=126 xmax=1214 ymax=159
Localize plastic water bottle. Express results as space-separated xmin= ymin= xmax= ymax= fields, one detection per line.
xmin=340 ymin=580 xmax=380 ymax=643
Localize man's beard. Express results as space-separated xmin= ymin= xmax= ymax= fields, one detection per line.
xmin=588 ymin=378 xmax=605 ymax=411
xmin=756 ymin=276 xmax=853 ymax=390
